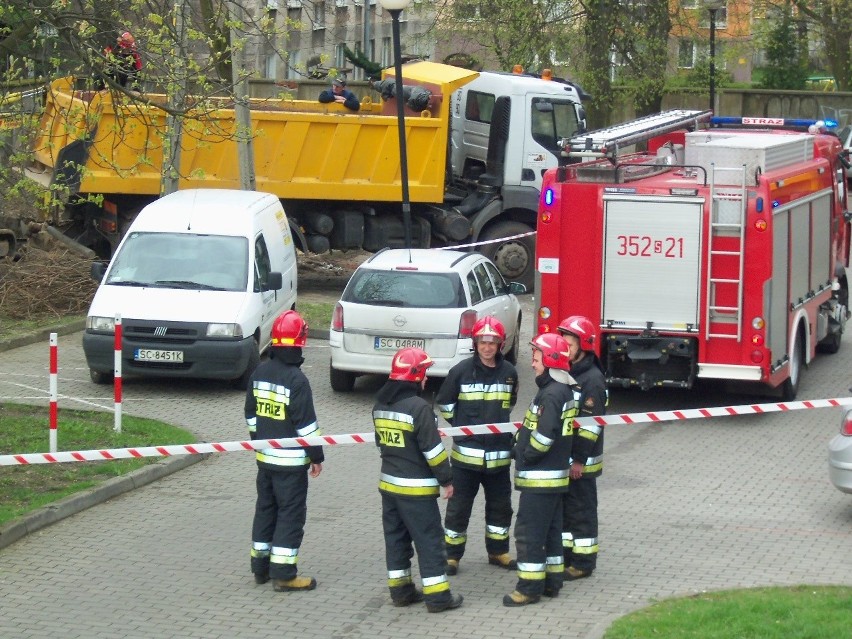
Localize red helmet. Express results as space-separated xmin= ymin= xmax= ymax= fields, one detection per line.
xmin=472 ymin=315 xmax=506 ymax=343
xmin=389 ymin=347 xmax=434 ymax=382
xmin=271 ymin=310 xmax=308 ymax=347
xmin=530 ymin=333 xmax=572 ymax=370
xmin=558 ymin=315 xmax=597 ymax=351
xmin=118 ymin=31 xmax=136 ymax=47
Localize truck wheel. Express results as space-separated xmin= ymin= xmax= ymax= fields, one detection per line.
xmin=781 ymin=331 xmax=803 ymax=401
xmin=330 ymin=364 xmax=356 ymax=392
xmin=479 ymin=221 xmax=536 ymax=292
xmin=90 ymin=369 xmax=113 ymax=385
xmin=817 ymin=330 xmax=842 ymax=355
xmin=233 ymin=342 xmax=260 ymax=390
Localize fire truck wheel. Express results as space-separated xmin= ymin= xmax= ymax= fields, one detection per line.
xmin=781 ymin=331 xmax=804 ymax=401
xmin=479 ymin=221 xmax=535 ymax=292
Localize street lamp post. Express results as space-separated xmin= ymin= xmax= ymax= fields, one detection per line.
xmin=378 ymin=0 xmax=413 ymax=249
xmin=706 ymin=0 xmax=725 ymax=113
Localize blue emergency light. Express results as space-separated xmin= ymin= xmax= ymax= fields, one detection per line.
xmin=711 ymin=116 xmax=839 ymax=130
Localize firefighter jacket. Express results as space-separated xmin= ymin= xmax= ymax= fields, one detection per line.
xmin=513 ymin=370 xmax=576 ymax=493
xmin=373 ymin=380 xmax=452 ymax=499
xmin=244 ymin=348 xmax=324 ymax=472
xmin=435 ymin=353 xmax=518 ymax=473
xmin=569 ymin=354 xmax=608 ymax=478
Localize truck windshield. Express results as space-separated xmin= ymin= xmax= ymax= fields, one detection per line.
xmin=105 ymin=232 xmax=249 ymax=292
xmin=531 ymin=98 xmax=581 ymax=155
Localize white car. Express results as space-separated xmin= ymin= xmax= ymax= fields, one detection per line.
xmin=828 ymin=405 xmax=852 ymax=494
xmin=329 ymin=248 xmax=525 ymax=391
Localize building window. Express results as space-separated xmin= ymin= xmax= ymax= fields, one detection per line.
xmin=285 ymin=50 xmax=300 ymax=79
xmin=700 ymin=6 xmax=727 ymax=28
xmin=680 ymin=0 xmax=698 ymax=7
xmin=313 ymin=0 xmax=326 ymax=29
xmin=335 ymin=43 xmax=346 ymax=69
xmin=678 ymin=40 xmax=695 ymax=68
xmin=381 ymin=36 xmax=392 ymax=67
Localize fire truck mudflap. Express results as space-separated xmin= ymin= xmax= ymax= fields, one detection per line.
xmin=603 ymin=195 xmax=703 ymax=389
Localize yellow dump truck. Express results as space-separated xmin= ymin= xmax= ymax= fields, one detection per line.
xmin=31 ymin=61 xmax=587 ymax=289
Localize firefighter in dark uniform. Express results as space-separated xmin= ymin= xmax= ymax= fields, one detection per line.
xmin=245 ymin=310 xmax=323 ymax=592
xmin=373 ymin=347 xmax=463 ymax=613
xmin=558 ymin=315 xmax=608 ymax=581
xmin=436 ymin=316 xmax=519 ymax=575
xmin=504 ymin=332 xmax=577 ymax=607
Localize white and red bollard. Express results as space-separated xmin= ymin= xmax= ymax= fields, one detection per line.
xmin=114 ymin=314 xmax=122 ymax=433
xmin=49 ymin=332 xmax=58 ymax=453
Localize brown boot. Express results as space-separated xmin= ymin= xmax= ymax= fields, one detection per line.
xmin=565 ymin=566 xmax=592 ymax=581
xmin=488 ymin=553 xmax=517 ymax=570
xmin=446 ymin=559 xmax=459 ymax=576
xmin=273 ymin=575 xmax=317 ymax=592
xmin=502 ymin=590 xmax=540 ymax=607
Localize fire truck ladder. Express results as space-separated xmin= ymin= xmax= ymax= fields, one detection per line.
xmin=560 ymin=109 xmax=713 ymax=160
xmin=705 ymin=164 xmax=748 ymax=340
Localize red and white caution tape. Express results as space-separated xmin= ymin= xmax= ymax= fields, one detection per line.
xmin=437 ymin=230 xmax=536 ymax=251
xmin=2 ymin=396 xmax=851 ymax=466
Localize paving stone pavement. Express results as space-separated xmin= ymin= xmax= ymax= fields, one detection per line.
xmin=1 ymin=291 xmax=851 ymax=639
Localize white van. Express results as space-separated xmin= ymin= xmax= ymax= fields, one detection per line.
xmin=83 ymin=189 xmax=298 ymax=388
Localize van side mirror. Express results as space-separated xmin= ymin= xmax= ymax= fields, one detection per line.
xmin=263 ymin=271 xmax=283 ymax=291
xmin=509 ymin=281 xmax=527 ymax=295
xmin=91 ymin=261 xmax=107 ymax=282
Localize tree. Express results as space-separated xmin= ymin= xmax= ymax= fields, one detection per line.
xmin=790 ymin=0 xmax=852 ymax=91
xmin=760 ymin=4 xmax=809 ymax=90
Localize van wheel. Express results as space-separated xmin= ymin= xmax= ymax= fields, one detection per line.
xmin=781 ymin=330 xmax=803 ymax=401
xmin=90 ymin=369 xmax=113 ymax=385
xmin=330 ymin=365 xmax=356 ymax=392
xmin=233 ymin=342 xmax=260 ymax=390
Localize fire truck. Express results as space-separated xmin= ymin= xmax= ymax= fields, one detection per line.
xmin=535 ymin=111 xmax=852 ymax=399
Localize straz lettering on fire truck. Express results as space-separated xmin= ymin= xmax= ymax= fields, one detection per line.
xmin=377 ymin=427 xmax=404 ymax=447
xmin=256 ymin=399 xmax=286 ymax=420
xmin=615 ymin=235 xmax=686 ymax=258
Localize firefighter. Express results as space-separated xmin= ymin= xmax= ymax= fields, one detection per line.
xmin=436 ymin=316 xmax=519 ymax=575
xmin=504 ymin=333 xmax=577 ymax=607
xmin=245 ymin=310 xmax=323 ymax=592
xmin=373 ymin=347 xmax=463 ymax=613
xmin=558 ymin=315 xmax=608 ymax=581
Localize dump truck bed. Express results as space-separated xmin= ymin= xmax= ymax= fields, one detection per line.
xmin=32 ymin=62 xmax=478 ymax=203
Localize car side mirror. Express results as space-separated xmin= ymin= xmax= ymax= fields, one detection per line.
xmin=91 ymin=261 xmax=107 ymax=282
xmin=509 ymin=281 xmax=527 ymax=295
xmin=263 ymin=271 xmax=283 ymax=291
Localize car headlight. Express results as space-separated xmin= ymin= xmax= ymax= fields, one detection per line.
xmin=87 ymin=316 xmax=116 ymax=333
xmin=207 ymin=323 xmax=243 ymax=338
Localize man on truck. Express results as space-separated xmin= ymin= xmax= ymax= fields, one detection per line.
xmin=318 ymin=77 xmax=360 ymax=112
xmin=558 ymin=315 xmax=608 ymax=581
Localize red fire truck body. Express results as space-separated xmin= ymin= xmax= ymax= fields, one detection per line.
xmin=535 ymin=112 xmax=851 ymax=399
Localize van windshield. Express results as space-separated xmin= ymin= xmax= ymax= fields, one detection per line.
xmin=105 ymin=232 xmax=249 ymax=292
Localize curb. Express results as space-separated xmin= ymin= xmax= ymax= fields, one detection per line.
xmin=0 ymin=319 xmax=86 ymax=353
xmin=0 ymin=452 xmax=210 ymax=551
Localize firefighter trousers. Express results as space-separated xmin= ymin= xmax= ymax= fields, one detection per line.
xmin=251 ymin=467 xmax=308 ymax=581
xmin=444 ymin=465 xmax=513 ymax=560
xmin=513 ymin=491 xmax=564 ymax=597
xmin=382 ymin=492 xmax=453 ymax=606
xmin=562 ymin=477 xmax=599 ymax=572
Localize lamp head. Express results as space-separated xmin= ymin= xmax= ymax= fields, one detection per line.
xmin=378 ymin=0 xmax=412 ymax=9
xmin=704 ymin=0 xmax=725 ymax=10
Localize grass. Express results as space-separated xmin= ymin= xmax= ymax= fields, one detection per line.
xmin=605 ymin=585 xmax=852 ymax=639
xmin=0 ymin=402 xmax=196 ymax=527
xmin=0 ymin=313 xmax=86 ymax=339
xmin=298 ymin=301 xmax=335 ymax=332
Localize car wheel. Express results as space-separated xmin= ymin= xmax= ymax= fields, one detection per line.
xmin=781 ymin=329 xmax=803 ymax=401
xmin=505 ymin=314 xmax=521 ymax=365
xmin=479 ymin=221 xmax=536 ymax=292
xmin=90 ymin=368 xmax=113 ymax=385
xmin=330 ymin=364 xmax=356 ymax=392
xmin=233 ymin=341 xmax=260 ymax=390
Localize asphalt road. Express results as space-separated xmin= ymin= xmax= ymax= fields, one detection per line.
xmin=1 ymin=291 xmax=851 ymax=639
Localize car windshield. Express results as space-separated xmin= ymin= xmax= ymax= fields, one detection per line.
xmin=343 ymin=269 xmax=466 ymax=308
xmin=105 ymin=232 xmax=249 ymax=292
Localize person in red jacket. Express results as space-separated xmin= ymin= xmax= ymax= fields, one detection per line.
xmin=103 ymin=31 xmax=143 ymax=89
